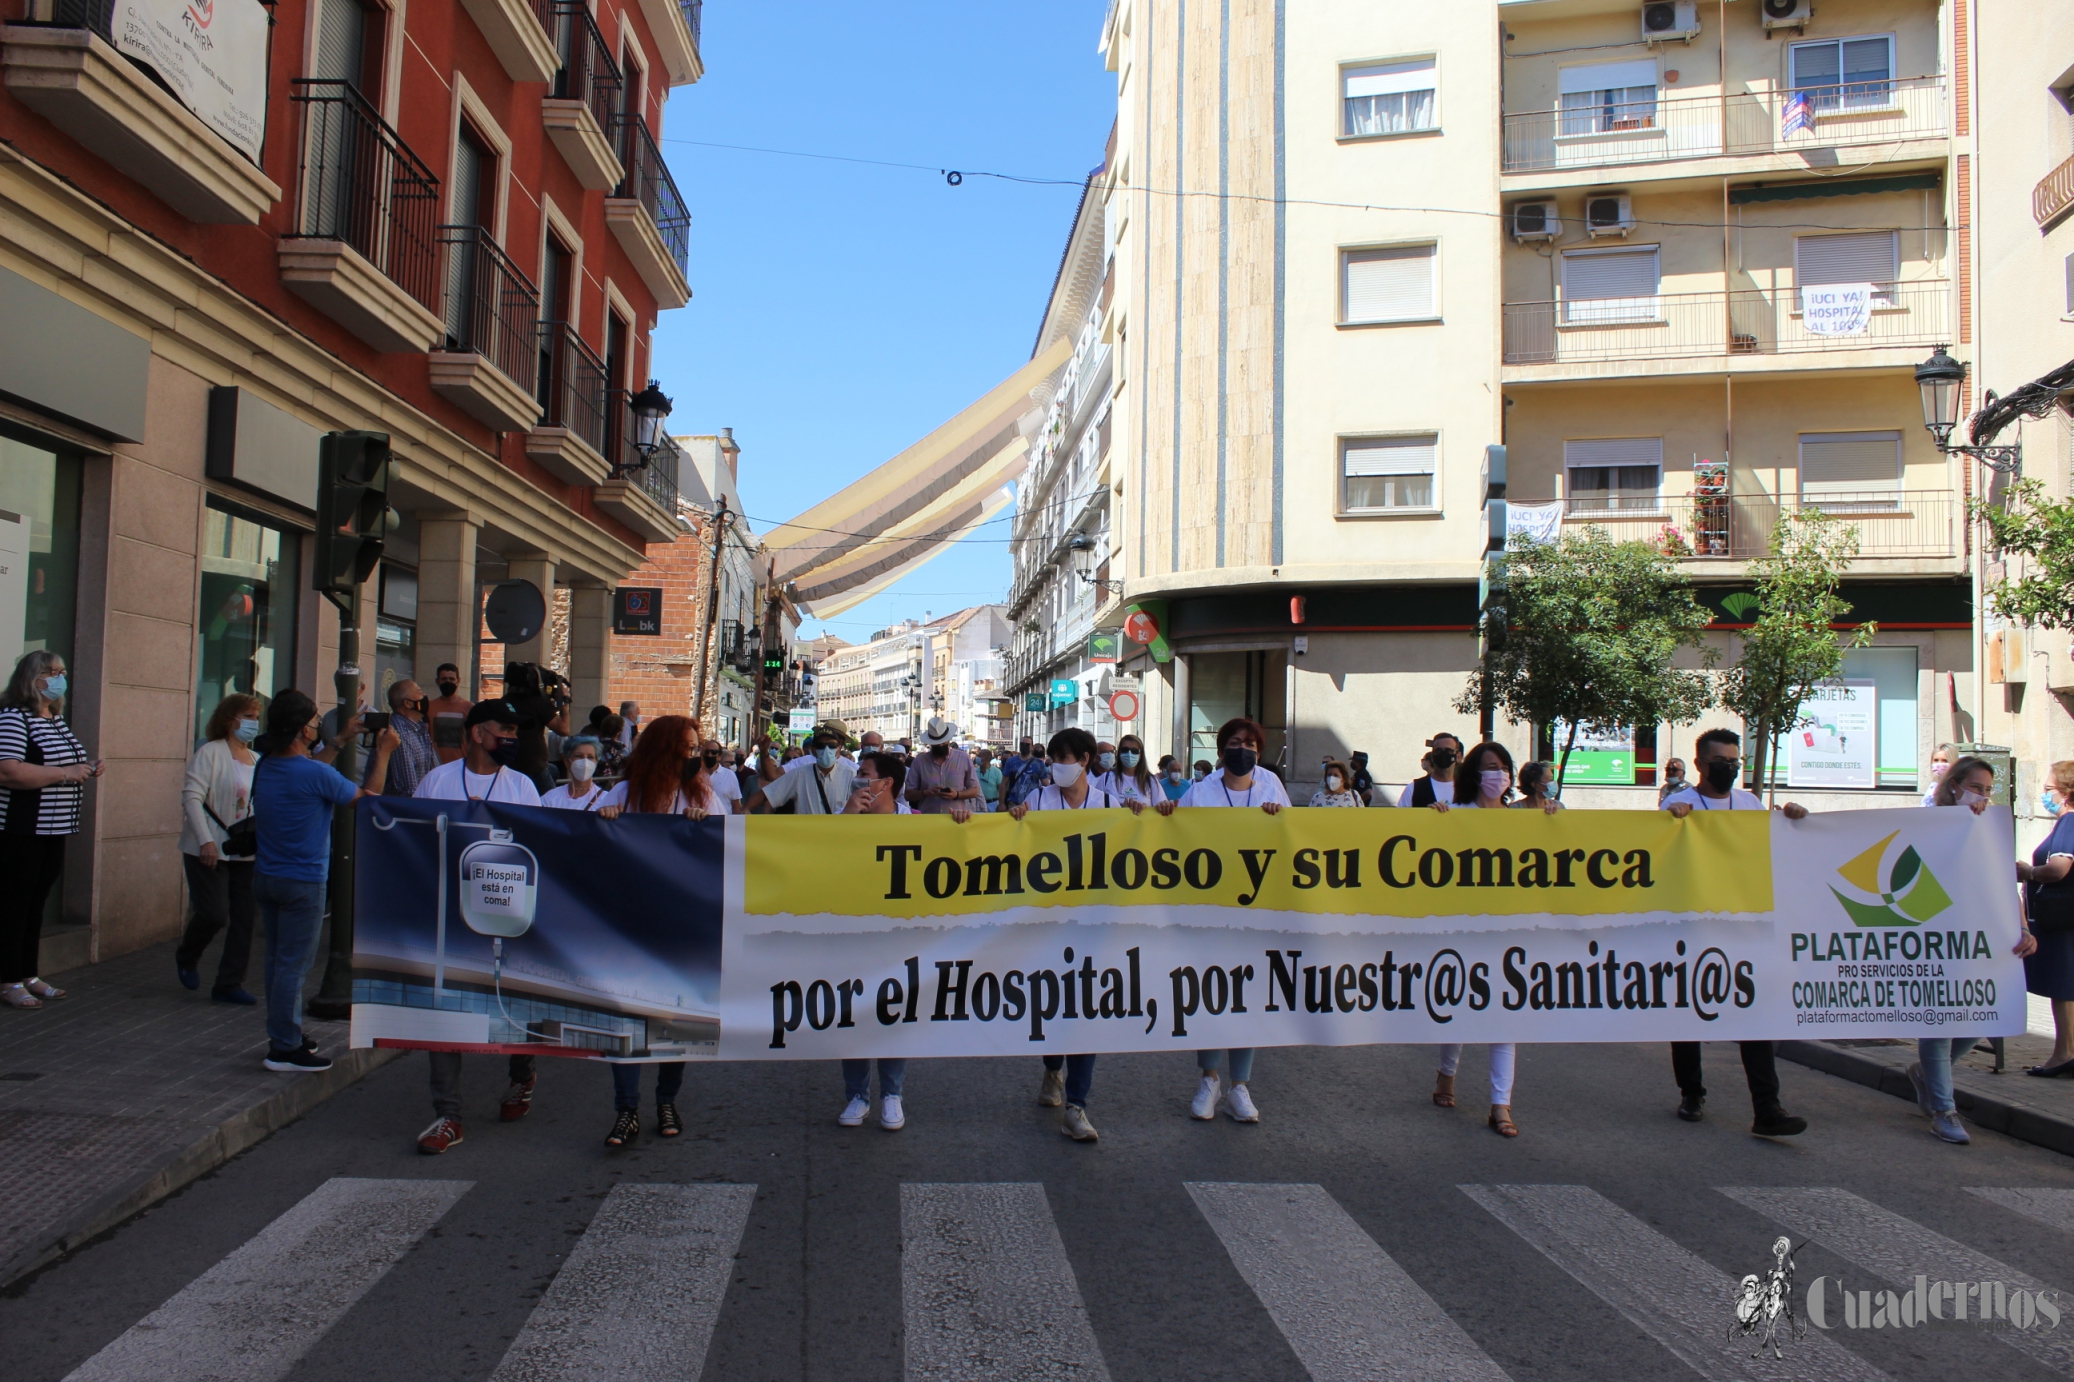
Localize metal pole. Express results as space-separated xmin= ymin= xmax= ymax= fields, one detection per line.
xmin=308 ymin=592 xmax=362 ymax=1021
xmin=693 ymin=499 xmax=728 ymax=725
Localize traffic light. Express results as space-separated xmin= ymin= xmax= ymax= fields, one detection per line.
xmin=315 ymin=430 xmax=398 ymax=608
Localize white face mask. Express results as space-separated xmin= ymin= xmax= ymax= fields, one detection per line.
xmin=1051 ymin=762 xmax=1084 ymax=788
xmin=1958 ymin=788 xmax=1987 ymax=808
xmin=1326 ymin=775 xmax=1343 ymax=792
xmin=568 ymin=756 xmax=597 ymax=783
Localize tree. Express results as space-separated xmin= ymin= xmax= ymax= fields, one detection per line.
xmin=1718 ymin=508 xmax=1875 ymax=803
xmin=1456 ymin=526 xmax=1717 ymax=793
xmin=1974 ymin=477 xmax=2074 ymax=627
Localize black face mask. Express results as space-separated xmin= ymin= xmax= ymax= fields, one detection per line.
xmin=1431 ymin=748 xmax=1457 ymax=770
xmin=1222 ymin=745 xmax=1258 ymax=776
xmin=931 ymin=744 xmax=950 ymax=759
xmin=488 ymin=736 xmax=521 ymax=767
xmin=703 ymin=752 xmax=719 ymax=766
xmin=437 ymin=681 xmax=458 ymax=698
xmin=1704 ymin=759 xmax=1740 ymax=792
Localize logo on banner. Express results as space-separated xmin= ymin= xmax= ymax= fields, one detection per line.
xmin=1828 ymin=831 xmax=1952 ymax=928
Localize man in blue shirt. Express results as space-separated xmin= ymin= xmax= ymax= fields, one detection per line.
xmin=251 ymin=689 xmax=397 ymax=1073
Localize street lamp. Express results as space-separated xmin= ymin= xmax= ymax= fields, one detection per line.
xmin=1915 ymin=346 xmax=2021 ymax=474
xmin=628 ymin=379 xmax=674 ymax=462
xmin=1066 ymin=532 xmax=1122 ymax=595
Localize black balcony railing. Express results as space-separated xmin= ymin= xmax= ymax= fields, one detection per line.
xmin=536 ymin=321 xmax=609 ymax=453
xmin=608 ymin=387 xmax=681 ymax=513
xmin=285 ymin=81 xmax=443 ymax=315
xmin=681 ymin=0 xmax=702 ymax=44
xmin=553 ymin=2 xmax=622 ymax=138
xmin=45 ymin=0 xmax=115 ymax=36
xmin=440 ymin=225 xmax=540 ymax=392
xmin=615 ymin=115 xmax=691 ymax=279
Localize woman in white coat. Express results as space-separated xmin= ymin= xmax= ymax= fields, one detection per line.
xmin=176 ymin=693 xmax=263 ymax=1003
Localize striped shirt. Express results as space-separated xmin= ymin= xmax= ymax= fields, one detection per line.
xmin=0 ymin=706 xmax=88 ymax=835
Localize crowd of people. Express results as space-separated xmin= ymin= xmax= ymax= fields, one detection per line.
xmin=0 ymin=649 xmax=2051 ymax=1159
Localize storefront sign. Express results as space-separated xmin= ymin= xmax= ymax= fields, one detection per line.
xmin=112 ymin=0 xmax=269 ymax=162
xmin=613 ymin=587 xmax=663 ymax=636
xmin=786 ymin=708 xmax=817 ymax=734
xmin=1049 ymin=678 xmax=1078 ymax=706
xmin=1787 ymin=679 xmax=1878 ymax=790
xmin=1088 ymin=631 xmax=1119 ymax=664
xmin=1024 ymin=692 xmax=1047 ymax=712
xmin=1555 ymin=722 xmax=1636 ymax=786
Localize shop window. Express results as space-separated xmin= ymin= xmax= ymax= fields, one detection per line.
xmin=375 ymin=563 xmax=417 ymax=701
xmin=1186 ymin=650 xmax=1286 ymax=766
xmin=0 ymin=430 xmax=83 ymax=669
xmin=1841 ymin=646 xmax=1919 ymax=787
xmin=196 ymin=497 xmax=301 ymax=743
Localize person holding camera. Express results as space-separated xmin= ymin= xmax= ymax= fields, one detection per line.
xmin=176 ymin=692 xmax=263 ymax=1004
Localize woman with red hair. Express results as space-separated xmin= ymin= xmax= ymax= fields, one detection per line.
xmin=596 ymin=714 xmax=718 ymax=1147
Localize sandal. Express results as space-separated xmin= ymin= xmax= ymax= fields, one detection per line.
xmin=0 ymin=983 xmax=42 ymax=1009
xmin=1488 ymin=1105 xmax=1519 ymax=1138
xmin=1432 ymin=1073 xmax=1456 ymax=1108
xmin=604 ymin=1109 xmax=640 ymax=1147
xmin=23 ymin=978 xmax=64 ymax=1000
xmin=656 ymin=1102 xmax=683 ymax=1138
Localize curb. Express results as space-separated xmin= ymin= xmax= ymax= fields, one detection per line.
xmin=1778 ymin=1039 xmax=2074 ymax=1159
xmin=2 ymin=1046 xmax=403 ymax=1289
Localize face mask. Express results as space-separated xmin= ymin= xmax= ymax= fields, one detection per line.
xmin=489 ymin=736 xmax=521 ymax=767
xmin=1704 ymin=759 xmax=1740 ymax=792
xmin=1222 ymin=746 xmax=1258 ymax=776
xmin=814 ymin=746 xmax=838 ymax=769
xmin=437 ymin=681 xmax=458 ymax=697
xmin=1168 ymin=769 xmax=1184 ymax=783
xmin=41 ymin=673 xmax=67 ymax=700
xmin=1664 ymin=768 xmax=1686 ymax=785
xmin=931 ymin=744 xmax=950 ymax=759
xmin=1431 ymin=747 xmax=1457 ymax=770
xmin=233 ymin=717 xmax=261 ymax=743
xmin=1193 ymin=767 xmax=1208 ymax=780
xmin=1051 ymin=762 xmax=1084 ymax=788
xmin=1120 ymin=751 xmax=1139 ymax=768
xmin=568 ymin=756 xmax=597 ymax=783
xmin=1959 ymin=788 xmax=1988 ymax=809
xmin=1480 ymin=769 xmax=1511 ymax=797
xmin=1930 ymin=761 xmax=1949 ymax=778
xmin=1099 ymin=752 xmax=1116 ymax=771
xmin=1326 ymin=775 xmax=1343 ymax=792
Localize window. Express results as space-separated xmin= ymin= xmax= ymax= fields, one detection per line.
xmin=1839 ymin=646 xmax=1919 ymax=787
xmin=1795 ymin=230 xmax=1899 ymax=306
xmin=1789 ymin=34 xmax=1895 ymax=113
xmin=1560 ymin=246 xmax=1660 ymax=324
xmin=0 ymin=429 xmax=83 ymax=671
xmin=1558 ymin=59 xmax=1658 ymax=137
xmin=1799 ymin=430 xmax=1901 ymax=508
xmin=1341 ymin=244 xmax=1436 ymax=323
xmin=1343 ymin=58 xmax=1436 ymax=136
xmin=196 ymin=497 xmax=302 ymax=743
xmin=1342 ymin=434 xmax=1436 ymax=512
xmin=1564 ymin=437 xmax=1663 ymax=512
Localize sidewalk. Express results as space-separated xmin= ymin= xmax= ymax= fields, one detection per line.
xmin=0 ymin=939 xmax=398 ymax=1287
xmin=1781 ymin=1031 xmax=2074 ymax=1156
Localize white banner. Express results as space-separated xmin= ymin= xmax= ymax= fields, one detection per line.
xmin=111 ymin=0 xmax=269 ymax=163
xmin=1802 ymin=282 xmax=1873 ymax=337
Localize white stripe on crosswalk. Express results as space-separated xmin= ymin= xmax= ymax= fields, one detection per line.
xmin=488 ymin=1182 xmax=755 ymax=1382
xmin=901 ymin=1182 xmax=1112 ymax=1382
xmin=1187 ymin=1182 xmax=1511 ymax=1382
xmin=1723 ymin=1186 xmax=2074 ymax=1376
xmin=1463 ymin=1184 xmax=1890 ymax=1382
xmin=1967 ymin=1186 xmax=2074 ymax=1236
xmin=64 ymin=1176 xmax=470 ymax=1382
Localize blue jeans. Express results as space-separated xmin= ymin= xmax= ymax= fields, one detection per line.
xmin=1917 ymin=1036 xmax=1974 ymax=1113
xmin=612 ymin=1061 xmax=685 ymax=1112
xmin=1043 ymin=1054 xmax=1097 ymax=1107
xmin=1199 ymin=1048 xmax=1255 ymax=1083
xmin=843 ymin=1059 xmax=905 ymax=1101
xmin=255 ymin=871 xmax=326 ymax=1053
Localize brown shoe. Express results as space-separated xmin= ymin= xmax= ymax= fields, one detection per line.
xmin=1487 ymin=1105 xmax=1519 ymax=1137
xmin=499 ymin=1075 xmax=538 ymax=1122
xmin=1432 ymin=1073 xmax=1456 ymax=1108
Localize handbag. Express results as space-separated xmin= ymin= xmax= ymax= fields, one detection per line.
xmin=201 ymin=752 xmax=257 ymax=858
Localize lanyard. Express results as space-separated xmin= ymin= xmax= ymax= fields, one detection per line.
xmin=463 ymin=768 xmax=501 ymax=802
xmin=1220 ymin=780 xmax=1256 ymax=807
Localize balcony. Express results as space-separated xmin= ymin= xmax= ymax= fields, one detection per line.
xmin=607 ymin=116 xmax=691 ymax=308
xmin=541 ymin=3 xmax=623 ymax=191
xmin=1502 ymin=281 xmax=1949 ymax=373
xmin=460 ymin=0 xmax=557 ymax=83
xmin=524 ymin=321 xmax=611 ymax=485
xmin=278 ymin=80 xmax=444 ymax=353
xmin=1513 ymin=490 xmax=1957 ymax=562
xmin=2036 ymin=153 xmax=2074 ymax=230
xmin=1501 ymin=76 xmax=1948 ymax=176
xmin=429 ymin=225 xmax=542 ymax=432
xmin=592 ymin=390 xmax=683 ymax=542
xmin=3 ymin=7 xmax=280 ymax=224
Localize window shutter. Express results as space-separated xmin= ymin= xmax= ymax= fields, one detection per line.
xmin=1558 ymin=59 xmax=1658 ymax=94
xmin=1800 ymin=431 xmax=1900 ymax=496
xmin=1344 ymin=436 xmax=1437 ymax=476
xmin=1344 ymin=58 xmax=1435 ymax=99
xmin=1564 ymin=437 xmax=1663 ymax=469
xmin=1795 ymin=231 xmax=1899 ymax=286
xmin=1561 ymin=248 xmax=1659 ymax=300
xmin=314 ymin=0 xmax=368 ymax=87
xmin=1343 ymin=246 xmax=1435 ymax=322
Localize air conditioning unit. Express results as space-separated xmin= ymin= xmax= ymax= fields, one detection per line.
xmin=1641 ymin=1 xmax=1700 ymax=43
xmin=1510 ymin=201 xmax=1561 ymax=242
xmin=1759 ymin=0 xmax=1813 ymax=31
xmin=1584 ymin=193 xmax=1635 ymax=237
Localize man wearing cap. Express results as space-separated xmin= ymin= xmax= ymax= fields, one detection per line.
xmin=748 ymin=722 xmax=856 ymax=814
xmin=411 ymin=700 xmax=543 ymax=1154
xmin=907 ymin=717 xmax=980 ymax=815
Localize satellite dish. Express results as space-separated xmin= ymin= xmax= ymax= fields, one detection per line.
xmin=483 ymin=579 xmax=546 ymax=644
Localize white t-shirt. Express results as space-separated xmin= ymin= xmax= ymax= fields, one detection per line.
xmin=1025 ymin=784 xmax=1121 ymax=811
xmin=597 ymin=780 xmax=726 ymax=814
xmin=1661 ymin=785 xmax=1766 ymax=812
xmin=708 ymin=769 xmax=743 ymax=810
xmin=541 ymin=783 xmax=607 ymax=811
xmin=414 ymin=760 xmax=543 ymax=806
xmin=1094 ymin=771 xmax=1157 ymax=805
xmin=760 ymin=759 xmax=857 ymax=814
xmin=1176 ymin=771 xmax=1293 ymax=809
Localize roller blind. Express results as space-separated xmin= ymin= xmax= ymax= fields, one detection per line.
xmin=1562 ymin=247 xmax=1659 ymax=299
xmin=1559 ymin=59 xmax=1658 ymax=94
xmin=314 ymin=0 xmax=368 ymax=88
xmin=1795 ymin=230 xmax=1898 ymax=285
xmin=1800 ymin=431 xmax=1900 ymax=496
xmin=1565 ymin=437 xmax=1663 ymax=469
xmin=1343 ymin=245 xmax=1436 ymax=322
xmin=1344 ymin=58 xmax=1435 ymax=98
xmin=1344 ymin=435 xmax=1437 ymax=476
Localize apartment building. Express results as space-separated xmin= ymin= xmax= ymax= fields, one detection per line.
xmin=1092 ymin=0 xmax=1974 ymax=802
xmin=0 ymin=0 xmax=702 ymax=962
xmin=818 ymin=619 xmax=925 ymax=742
xmin=924 ymin=604 xmax=1012 ymax=749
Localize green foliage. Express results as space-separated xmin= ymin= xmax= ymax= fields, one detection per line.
xmin=1974 ymin=478 xmax=2074 ymax=629
xmin=1455 ymin=527 xmax=1716 ymax=793
xmin=1717 ymin=509 xmax=1875 ymax=803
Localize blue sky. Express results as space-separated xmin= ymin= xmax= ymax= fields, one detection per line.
xmin=649 ymin=2 xmax=1116 ymax=644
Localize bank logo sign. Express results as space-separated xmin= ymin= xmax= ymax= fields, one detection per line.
xmin=1829 ymin=831 xmax=1952 ymax=929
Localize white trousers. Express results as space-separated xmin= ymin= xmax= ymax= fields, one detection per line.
xmin=1437 ymin=1043 xmax=1516 ymax=1105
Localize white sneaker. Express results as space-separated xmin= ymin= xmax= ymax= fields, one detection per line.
xmin=1226 ymin=1083 xmax=1260 ymax=1123
xmin=1190 ymin=1073 xmax=1221 ymax=1120
xmin=880 ymin=1094 xmax=906 ymax=1130
xmin=838 ymin=1096 xmax=870 ymax=1127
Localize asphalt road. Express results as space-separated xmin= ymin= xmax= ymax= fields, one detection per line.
xmin=8 ymin=1040 xmax=2074 ymax=1382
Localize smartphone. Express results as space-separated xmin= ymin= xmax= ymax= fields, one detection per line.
xmin=361 ymin=712 xmax=392 ymax=733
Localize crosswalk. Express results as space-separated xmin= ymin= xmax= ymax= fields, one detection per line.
xmin=59 ymin=1175 xmax=2074 ymax=1381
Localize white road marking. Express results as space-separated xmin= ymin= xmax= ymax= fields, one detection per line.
xmin=65 ymin=1176 xmax=471 ymax=1382
xmin=1187 ymin=1181 xmax=1511 ymax=1381
xmin=1967 ymin=1186 xmax=2074 ymax=1236
xmin=901 ymin=1182 xmax=1111 ymax=1382
xmin=1463 ymin=1184 xmax=1890 ymax=1382
xmin=489 ymin=1182 xmax=755 ymax=1382
xmin=1723 ymin=1185 xmax=2074 ymax=1376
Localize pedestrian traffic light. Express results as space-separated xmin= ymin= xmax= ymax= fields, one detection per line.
xmin=315 ymin=430 xmax=398 ymax=609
